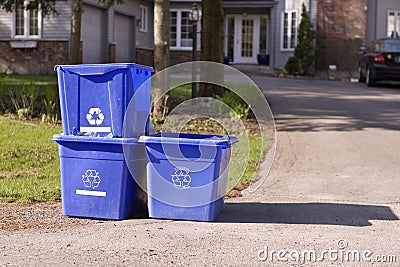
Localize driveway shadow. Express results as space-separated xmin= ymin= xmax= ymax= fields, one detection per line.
xmin=216 ymin=202 xmax=398 ymax=226
xmin=256 ymin=77 xmax=400 ymax=132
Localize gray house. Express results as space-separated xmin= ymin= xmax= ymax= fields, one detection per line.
xmin=0 ymin=0 xmax=153 ymax=74
xmin=366 ymin=0 xmax=400 ymax=44
xmin=0 ymin=0 xmax=319 ymax=74
xmin=169 ymin=0 xmax=317 ymax=70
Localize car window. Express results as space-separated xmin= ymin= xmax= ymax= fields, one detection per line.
xmin=383 ymin=40 xmax=400 ymax=52
xmin=372 ymin=39 xmax=385 ymax=52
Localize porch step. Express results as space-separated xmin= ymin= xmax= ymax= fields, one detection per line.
xmin=228 ymin=64 xmax=273 ymax=75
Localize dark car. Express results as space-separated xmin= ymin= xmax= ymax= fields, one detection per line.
xmin=358 ymin=38 xmax=400 ymax=86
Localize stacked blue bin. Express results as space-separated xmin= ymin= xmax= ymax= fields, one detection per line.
xmin=53 ymin=63 xmax=153 ymax=220
xmin=138 ymin=132 xmax=238 ymax=222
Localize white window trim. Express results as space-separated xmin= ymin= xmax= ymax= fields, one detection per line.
xmin=12 ymin=0 xmax=42 ymax=39
xmin=170 ymin=9 xmax=201 ymax=51
xmin=139 ymin=5 xmax=148 ymax=33
xmin=280 ymin=10 xmax=298 ymax=51
xmin=387 ymin=9 xmax=400 ymax=38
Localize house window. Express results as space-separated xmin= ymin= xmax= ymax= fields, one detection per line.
xmin=170 ymin=9 xmax=197 ymax=50
xmin=14 ymin=0 xmax=41 ymax=38
xmin=281 ymin=10 xmax=297 ymax=50
xmin=388 ymin=10 xmax=400 ymax=38
xmin=139 ymin=5 xmax=148 ymax=32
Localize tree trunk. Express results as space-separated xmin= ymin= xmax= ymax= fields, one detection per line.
xmin=153 ymin=0 xmax=170 ymax=118
xmin=199 ymin=0 xmax=224 ymax=97
xmin=70 ymin=0 xmax=82 ymax=64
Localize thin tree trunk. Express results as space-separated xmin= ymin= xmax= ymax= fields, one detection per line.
xmin=70 ymin=0 xmax=82 ymax=64
xmin=199 ymin=0 xmax=224 ymax=97
xmin=153 ymin=0 xmax=170 ymax=118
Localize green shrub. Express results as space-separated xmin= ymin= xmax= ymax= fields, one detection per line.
xmin=285 ymin=56 xmax=301 ymax=75
xmin=0 ymin=75 xmax=59 ymax=120
xmin=216 ymin=90 xmax=251 ymax=119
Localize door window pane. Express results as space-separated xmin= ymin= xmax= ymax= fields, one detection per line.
xmin=170 ymin=11 xmax=177 ymax=47
xmin=241 ymin=19 xmax=254 ymax=57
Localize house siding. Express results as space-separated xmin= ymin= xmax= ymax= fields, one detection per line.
xmin=113 ymin=0 xmax=154 ymax=50
xmin=272 ymin=0 xmax=316 ymax=70
xmin=366 ymin=0 xmax=377 ymax=44
xmin=372 ymin=0 xmax=399 ymax=41
xmin=0 ymin=0 xmax=153 ymax=74
xmin=367 ymin=0 xmax=400 ymax=44
xmin=42 ymin=1 xmax=72 ymax=40
xmin=0 ymin=2 xmax=72 ymax=40
xmin=0 ymin=11 xmax=12 ymax=38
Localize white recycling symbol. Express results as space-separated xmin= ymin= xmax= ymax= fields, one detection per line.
xmin=82 ymin=170 xmax=101 ymax=189
xmin=171 ymin=167 xmax=191 ymax=189
xmin=86 ymin=107 xmax=105 ymax=126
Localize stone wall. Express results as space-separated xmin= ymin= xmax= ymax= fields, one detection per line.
xmin=135 ymin=49 xmax=201 ymax=68
xmin=0 ymin=41 xmax=70 ymax=75
xmin=316 ymin=0 xmax=368 ymax=75
xmin=170 ymin=51 xmax=201 ymax=66
xmin=136 ymin=48 xmax=154 ymax=67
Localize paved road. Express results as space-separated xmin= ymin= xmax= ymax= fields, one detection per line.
xmin=1 ymin=77 xmax=400 ymax=266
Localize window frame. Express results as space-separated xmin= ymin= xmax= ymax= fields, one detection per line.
xmin=170 ymin=8 xmax=199 ymax=51
xmin=139 ymin=5 xmax=148 ymax=33
xmin=387 ymin=9 xmax=400 ymax=38
xmin=12 ymin=0 xmax=42 ymax=39
xmin=281 ymin=9 xmax=298 ymax=51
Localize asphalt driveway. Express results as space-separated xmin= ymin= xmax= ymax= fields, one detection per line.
xmin=1 ymin=77 xmax=399 ymax=266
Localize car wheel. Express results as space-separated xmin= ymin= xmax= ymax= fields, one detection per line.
xmin=358 ymin=66 xmax=366 ymax=82
xmin=366 ymin=66 xmax=376 ymax=87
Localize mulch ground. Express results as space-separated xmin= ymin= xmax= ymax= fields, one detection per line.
xmin=0 ymin=202 xmax=94 ymax=231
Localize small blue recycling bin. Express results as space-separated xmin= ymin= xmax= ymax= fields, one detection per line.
xmin=55 ymin=63 xmax=153 ymax=138
xmin=53 ymin=134 xmax=147 ymax=220
xmin=138 ymin=133 xmax=238 ymax=221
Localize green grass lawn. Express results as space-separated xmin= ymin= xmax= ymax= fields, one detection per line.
xmin=0 ymin=74 xmax=57 ymax=85
xmin=0 ymin=117 xmax=62 ymax=202
xmin=227 ymin=135 xmax=266 ymax=193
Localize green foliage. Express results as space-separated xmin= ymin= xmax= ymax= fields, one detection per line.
xmin=292 ymin=3 xmax=316 ymax=75
xmin=216 ymin=90 xmax=251 ymax=119
xmin=0 ymin=74 xmax=59 ymax=120
xmin=285 ymin=56 xmax=301 ymax=75
xmin=0 ymin=117 xmax=62 ymax=202
xmin=41 ymin=99 xmax=58 ymax=124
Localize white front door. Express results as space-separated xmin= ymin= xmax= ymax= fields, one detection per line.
xmin=235 ymin=16 xmax=259 ymax=63
xmin=225 ymin=15 xmax=264 ymax=64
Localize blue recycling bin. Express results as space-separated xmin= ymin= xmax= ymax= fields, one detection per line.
xmin=138 ymin=133 xmax=238 ymax=221
xmin=55 ymin=63 xmax=153 ymax=138
xmin=53 ymin=134 xmax=147 ymax=220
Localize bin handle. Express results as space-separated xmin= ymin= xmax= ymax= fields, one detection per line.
xmin=54 ymin=65 xmax=126 ymax=76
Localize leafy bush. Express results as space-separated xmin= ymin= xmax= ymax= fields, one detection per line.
xmin=285 ymin=56 xmax=301 ymax=75
xmin=216 ymin=90 xmax=251 ymax=119
xmin=284 ymin=3 xmax=316 ymax=75
xmin=0 ymin=75 xmax=59 ymax=121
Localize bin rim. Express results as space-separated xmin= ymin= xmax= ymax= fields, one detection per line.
xmin=52 ymin=134 xmax=139 ymax=145
xmin=54 ymin=63 xmax=154 ymax=75
xmin=138 ymin=132 xmax=238 ymax=147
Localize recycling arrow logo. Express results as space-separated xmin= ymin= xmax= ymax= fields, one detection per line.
xmin=82 ymin=169 xmax=101 ymax=189
xmin=171 ymin=167 xmax=191 ymax=189
xmin=86 ymin=107 xmax=105 ymax=126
